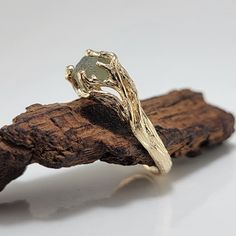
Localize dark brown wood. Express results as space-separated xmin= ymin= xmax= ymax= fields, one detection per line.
xmin=0 ymin=89 xmax=234 ymax=192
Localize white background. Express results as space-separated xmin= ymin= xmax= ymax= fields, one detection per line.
xmin=0 ymin=0 xmax=236 ymax=235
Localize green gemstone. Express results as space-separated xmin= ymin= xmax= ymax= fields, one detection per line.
xmin=74 ymin=56 xmax=111 ymax=82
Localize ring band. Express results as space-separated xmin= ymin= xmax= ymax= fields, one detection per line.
xmin=65 ymin=49 xmax=172 ymax=174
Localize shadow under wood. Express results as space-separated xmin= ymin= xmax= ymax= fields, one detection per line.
xmin=0 ymin=143 xmax=234 ymax=225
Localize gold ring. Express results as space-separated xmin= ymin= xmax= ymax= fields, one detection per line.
xmin=65 ymin=49 xmax=172 ymax=174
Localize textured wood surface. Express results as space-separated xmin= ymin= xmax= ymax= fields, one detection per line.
xmin=0 ymin=89 xmax=234 ymax=192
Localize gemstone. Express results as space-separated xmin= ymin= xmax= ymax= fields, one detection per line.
xmin=74 ymin=56 xmax=111 ymax=82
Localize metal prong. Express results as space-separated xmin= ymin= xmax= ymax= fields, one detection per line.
xmin=65 ymin=65 xmax=74 ymax=81
xmin=77 ymin=70 xmax=87 ymax=83
xmin=96 ymin=61 xmax=112 ymax=71
xmin=100 ymin=51 xmax=118 ymax=60
xmin=76 ymin=70 xmax=90 ymax=98
xmin=86 ymin=49 xmax=100 ymax=57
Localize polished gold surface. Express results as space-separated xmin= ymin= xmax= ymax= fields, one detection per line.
xmin=65 ymin=49 xmax=172 ymax=174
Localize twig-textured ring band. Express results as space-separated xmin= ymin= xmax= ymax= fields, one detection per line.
xmin=65 ymin=49 xmax=172 ymax=174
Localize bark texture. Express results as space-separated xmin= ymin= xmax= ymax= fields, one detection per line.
xmin=0 ymin=89 xmax=234 ymax=191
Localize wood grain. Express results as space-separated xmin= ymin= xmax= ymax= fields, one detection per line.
xmin=0 ymin=89 xmax=234 ymax=191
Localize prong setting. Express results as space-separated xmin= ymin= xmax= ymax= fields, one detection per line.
xmin=65 ymin=49 xmax=172 ymax=174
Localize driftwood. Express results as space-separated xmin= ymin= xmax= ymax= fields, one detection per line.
xmin=0 ymin=89 xmax=234 ymax=192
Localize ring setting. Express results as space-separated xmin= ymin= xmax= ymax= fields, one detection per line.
xmin=65 ymin=49 xmax=172 ymax=174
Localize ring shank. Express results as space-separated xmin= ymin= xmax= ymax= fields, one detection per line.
xmin=131 ymin=107 xmax=172 ymax=174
